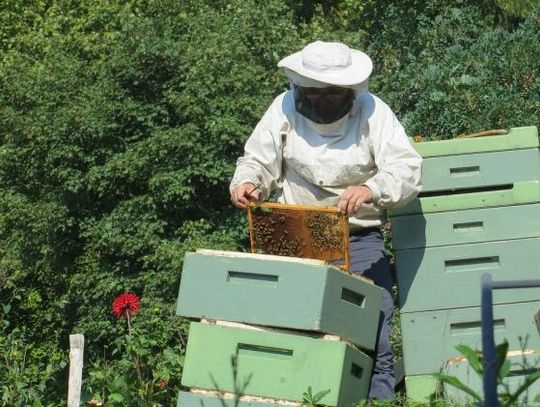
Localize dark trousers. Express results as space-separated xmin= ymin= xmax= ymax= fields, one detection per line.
xmin=349 ymin=229 xmax=395 ymax=399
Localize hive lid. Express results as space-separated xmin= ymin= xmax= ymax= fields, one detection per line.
xmin=412 ymin=126 xmax=538 ymax=158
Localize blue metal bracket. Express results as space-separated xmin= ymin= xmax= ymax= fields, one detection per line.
xmin=481 ymin=274 xmax=540 ymax=407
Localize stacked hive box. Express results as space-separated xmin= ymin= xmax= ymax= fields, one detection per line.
xmin=175 ymin=249 xmax=383 ymax=406
xmin=389 ymin=126 xmax=540 ymax=401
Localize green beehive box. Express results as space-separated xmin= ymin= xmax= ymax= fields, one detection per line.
xmin=177 ymin=250 xmax=382 ymax=350
xmin=419 ymin=148 xmax=539 ymax=194
xmin=403 ymin=375 xmax=440 ymax=402
xmin=404 ymin=351 xmax=540 ymax=403
xmin=181 ymin=322 xmax=373 ymax=407
xmin=392 ymin=203 xmax=540 ymax=250
xmin=391 ymin=180 xmax=540 ymax=249
xmin=391 ymin=180 xmax=540 ymax=217
xmin=411 ymin=126 xmax=539 ymax=194
xmin=400 ymin=301 xmax=540 ymax=375
xmin=442 ymin=350 xmax=540 ymax=405
xmin=177 ymin=391 xmax=298 ymax=406
xmin=395 ymin=237 xmax=540 ymax=312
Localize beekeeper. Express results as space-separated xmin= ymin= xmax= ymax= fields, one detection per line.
xmin=230 ymin=40 xmax=422 ymax=400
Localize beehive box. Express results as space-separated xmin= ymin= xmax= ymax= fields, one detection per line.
xmin=410 ymin=126 xmax=539 ymax=194
xmin=400 ymin=300 xmax=540 ymax=375
xmin=248 ymin=203 xmax=350 ymax=270
xmin=391 ymin=181 xmax=540 ymax=249
xmin=402 ymin=375 xmax=441 ymax=402
xmin=404 ymin=350 xmax=540 ymax=403
xmin=177 ymin=250 xmax=382 ymax=350
xmin=395 ymin=237 xmax=540 ymax=312
xmin=181 ymin=322 xmax=373 ymax=407
xmin=442 ymin=350 xmax=540 ymax=405
xmin=391 ymin=180 xmax=540 ymax=217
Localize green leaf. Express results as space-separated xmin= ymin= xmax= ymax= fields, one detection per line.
xmin=456 ymin=344 xmax=483 ymax=376
xmin=312 ymin=388 xmax=331 ymax=403
xmin=302 ymin=385 xmax=313 ymax=400
xmin=504 ymin=370 xmax=540 ymax=405
xmin=498 ymin=360 xmax=511 ymax=382
xmin=108 ymin=393 xmax=124 ymax=402
xmin=495 ymin=340 xmax=509 ymax=380
xmin=433 ymin=373 xmax=483 ymax=402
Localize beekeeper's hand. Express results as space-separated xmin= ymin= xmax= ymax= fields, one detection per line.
xmin=337 ymin=185 xmax=373 ymax=215
xmin=231 ymin=183 xmax=261 ymax=209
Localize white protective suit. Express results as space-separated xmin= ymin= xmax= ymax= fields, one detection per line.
xmin=230 ymin=89 xmax=422 ymax=233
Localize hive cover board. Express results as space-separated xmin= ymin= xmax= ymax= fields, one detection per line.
xmin=181 ymin=322 xmax=372 ymax=406
xmin=247 ymin=202 xmax=350 ymax=270
xmin=176 ymin=250 xmax=382 ymax=350
xmin=411 ymin=126 xmax=538 ymax=158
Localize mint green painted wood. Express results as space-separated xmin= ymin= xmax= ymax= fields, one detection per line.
xmin=181 ymin=322 xmax=372 ymax=406
xmin=391 ymin=181 xmax=540 ymax=216
xmin=411 ymin=126 xmax=538 ymax=157
xmin=395 ymin=238 xmax=540 ymax=312
xmin=442 ymin=352 xmax=540 ymax=405
xmin=419 ymin=148 xmax=539 ymax=194
xmin=177 ymin=250 xmax=382 ymax=350
xmin=177 ymin=391 xmax=292 ymax=406
xmin=391 ymin=203 xmax=540 ymax=250
xmin=400 ymin=301 xmax=540 ymax=375
xmin=403 ymin=375 xmax=439 ymax=402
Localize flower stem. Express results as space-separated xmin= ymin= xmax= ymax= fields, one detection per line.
xmin=125 ymin=310 xmax=144 ymax=386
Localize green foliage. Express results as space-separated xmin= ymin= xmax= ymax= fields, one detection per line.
xmin=365 ymin=2 xmax=540 ymax=138
xmin=83 ymin=307 xmax=187 ymax=406
xmin=434 ymin=341 xmax=540 ymax=406
xmin=0 ymin=0 xmax=538 ymax=404
xmin=302 ymin=385 xmax=331 ymax=406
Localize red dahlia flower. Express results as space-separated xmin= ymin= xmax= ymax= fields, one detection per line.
xmin=112 ymin=293 xmax=140 ymax=318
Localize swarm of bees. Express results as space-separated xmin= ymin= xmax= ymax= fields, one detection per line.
xmin=250 ymin=205 xmax=344 ymax=258
xmin=306 ymin=212 xmax=343 ymax=251
xmin=251 ymin=211 xmax=304 ymax=257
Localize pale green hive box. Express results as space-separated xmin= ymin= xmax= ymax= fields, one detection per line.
xmin=400 ymin=301 xmax=540 ymax=375
xmin=181 ymin=322 xmax=373 ymax=407
xmin=404 ymin=351 xmax=540 ymax=403
xmin=403 ymin=375 xmax=440 ymax=402
xmin=395 ymin=237 xmax=540 ymax=312
xmin=391 ymin=179 xmax=539 ymax=217
xmin=442 ymin=350 xmax=540 ymax=405
xmin=177 ymin=250 xmax=383 ymax=350
xmin=177 ymin=391 xmax=298 ymax=406
xmin=391 ymin=182 xmax=540 ymax=250
xmin=411 ymin=126 xmax=539 ymax=194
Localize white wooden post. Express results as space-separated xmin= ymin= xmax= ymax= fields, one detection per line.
xmin=68 ymin=334 xmax=84 ymax=407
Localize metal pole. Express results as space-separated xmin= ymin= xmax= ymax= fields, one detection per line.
xmin=481 ymin=273 xmax=499 ymax=407
xmin=491 ymin=279 xmax=540 ymax=289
